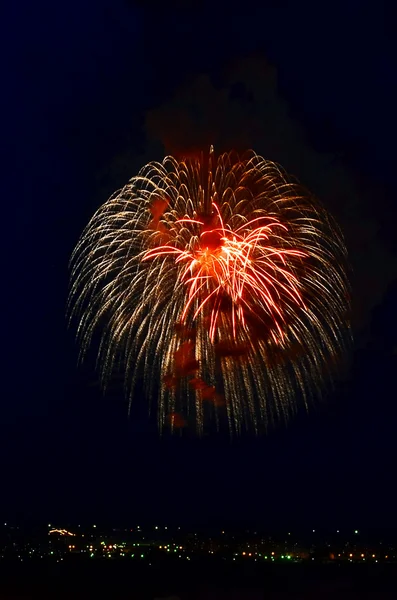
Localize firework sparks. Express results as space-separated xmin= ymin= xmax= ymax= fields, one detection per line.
xmin=69 ymin=148 xmax=351 ymax=434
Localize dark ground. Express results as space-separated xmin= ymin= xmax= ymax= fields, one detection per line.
xmin=0 ymin=561 xmax=397 ymax=599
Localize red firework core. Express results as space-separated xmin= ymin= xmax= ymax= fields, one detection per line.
xmin=199 ymin=229 xmax=223 ymax=251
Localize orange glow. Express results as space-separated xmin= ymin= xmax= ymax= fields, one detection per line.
xmin=173 ymin=341 xmax=199 ymax=375
xmin=200 ymin=385 xmax=217 ymax=400
xmin=150 ymin=197 xmax=169 ymax=221
xmin=167 ymin=412 xmax=187 ymax=429
xmin=189 ymin=377 xmax=207 ymax=391
xmin=214 ymin=340 xmax=250 ymax=358
xmin=163 ymin=374 xmax=179 ymax=389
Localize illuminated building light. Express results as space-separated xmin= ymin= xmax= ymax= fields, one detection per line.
xmin=349 ymin=554 xmax=353 ymax=558
xmin=49 ymin=529 xmax=76 ymax=537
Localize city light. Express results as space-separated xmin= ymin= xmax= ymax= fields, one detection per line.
xmin=1 ymin=524 xmax=396 ymax=566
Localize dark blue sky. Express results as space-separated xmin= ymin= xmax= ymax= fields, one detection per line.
xmin=2 ymin=0 xmax=397 ymax=529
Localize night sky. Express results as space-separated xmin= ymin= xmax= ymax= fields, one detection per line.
xmin=3 ymin=1 xmax=397 ymax=530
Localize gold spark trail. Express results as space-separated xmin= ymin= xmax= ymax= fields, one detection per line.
xmin=69 ymin=149 xmax=351 ymax=434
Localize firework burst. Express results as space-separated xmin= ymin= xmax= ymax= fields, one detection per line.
xmin=69 ymin=147 xmax=351 ymax=434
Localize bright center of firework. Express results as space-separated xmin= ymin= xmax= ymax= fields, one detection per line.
xmin=143 ymin=201 xmax=308 ymax=344
xmin=193 ymin=233 xmax=228 ymax=280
